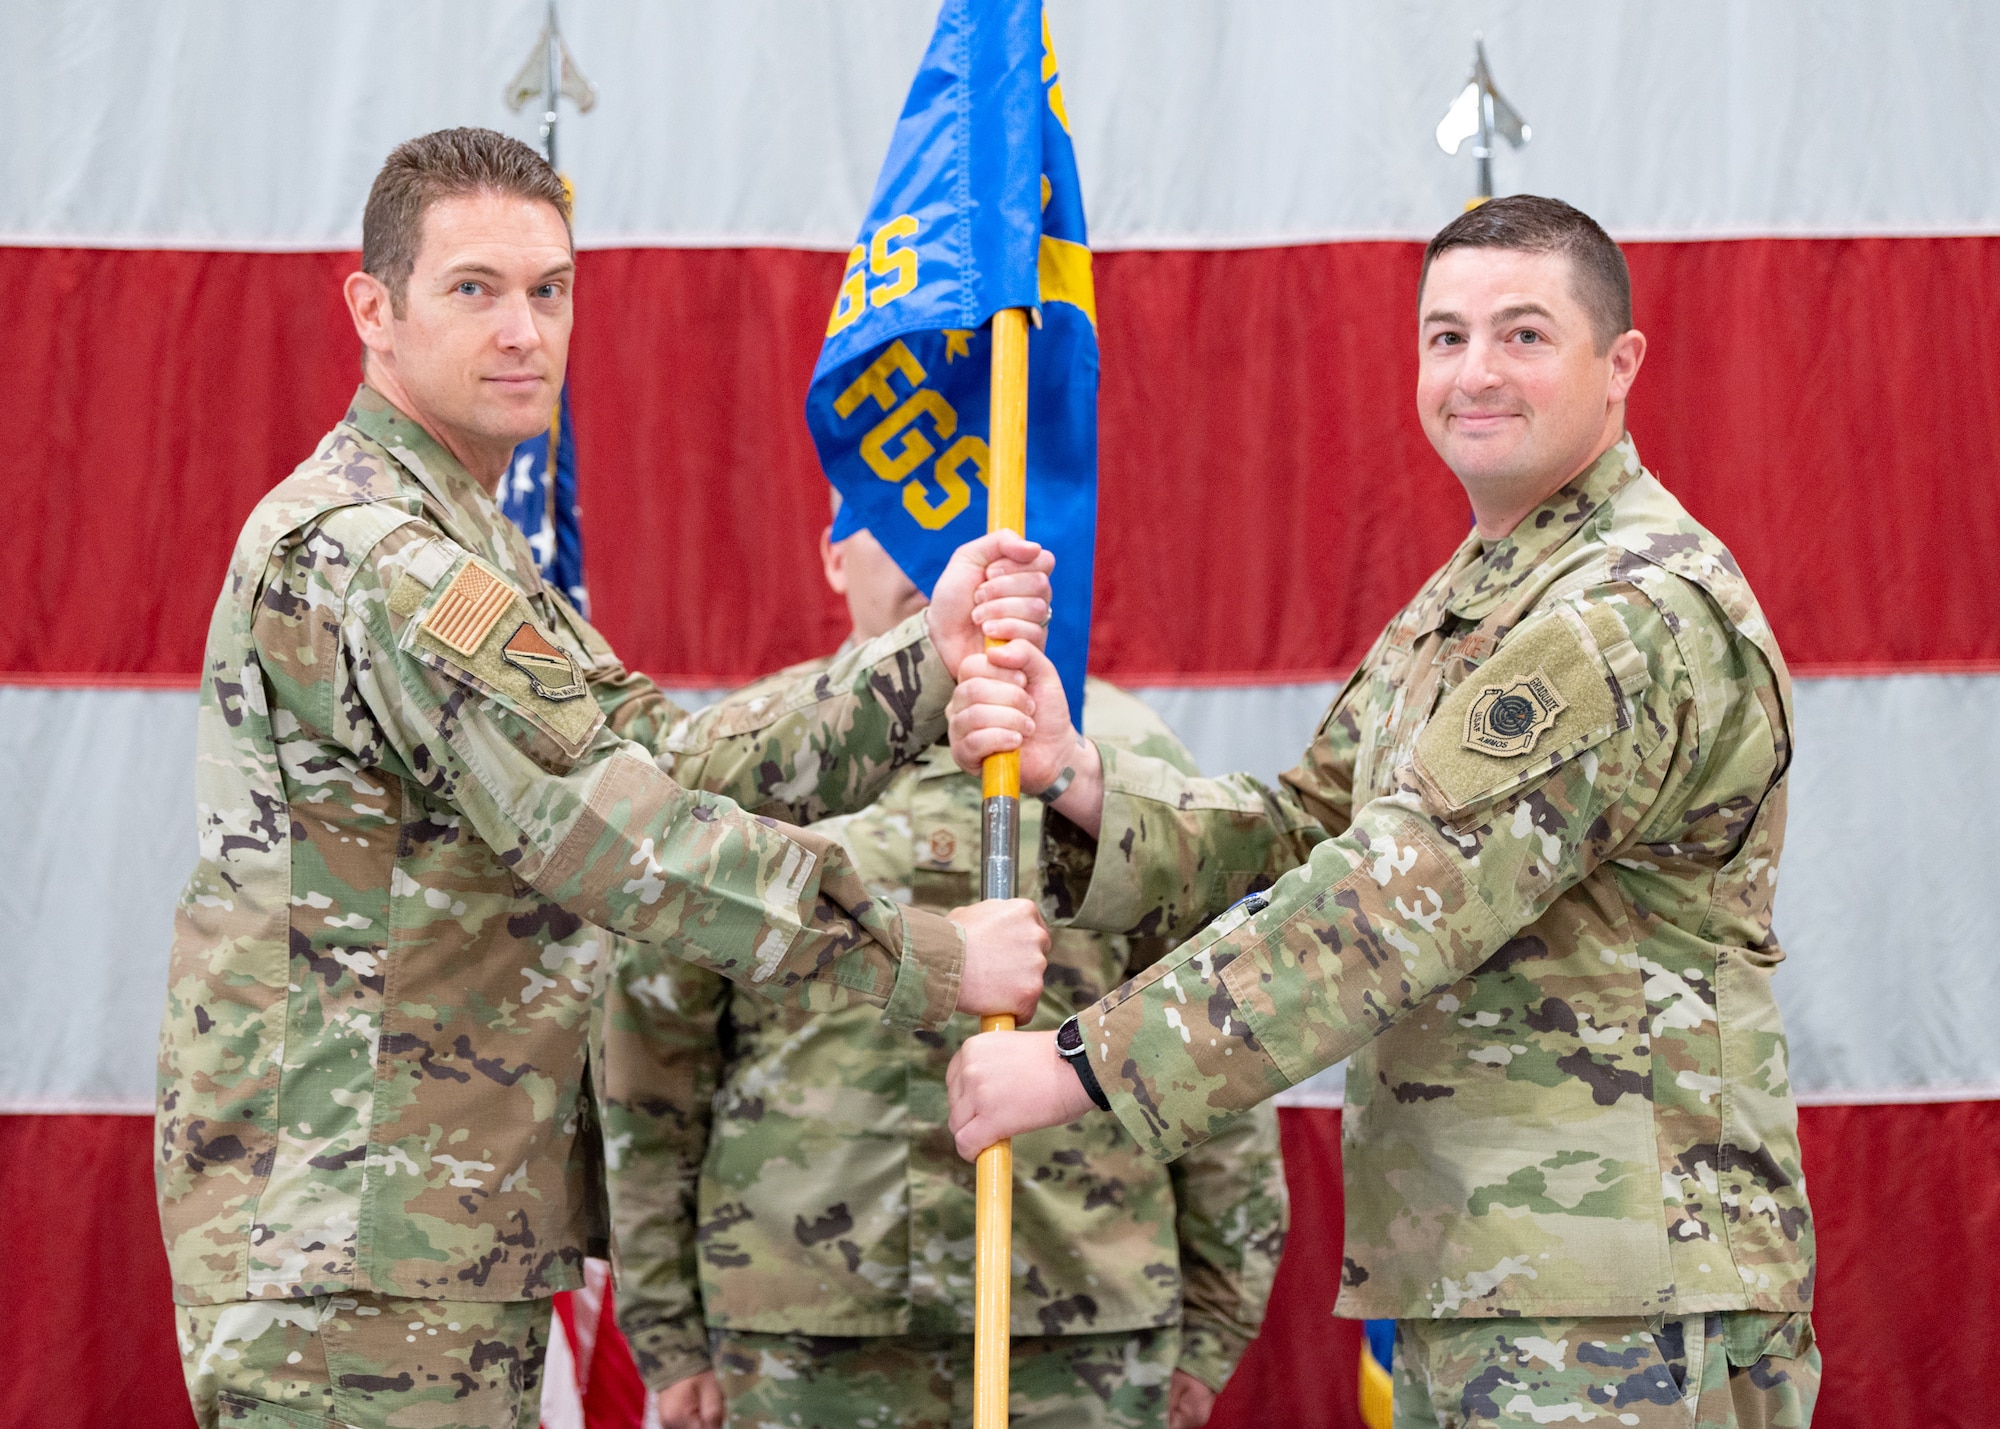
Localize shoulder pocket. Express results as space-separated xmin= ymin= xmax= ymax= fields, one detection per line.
xmin=398 ymin=552 xmax=606 ymax=766
xmin=1412 ymin=602 xmax=1634 ymax=817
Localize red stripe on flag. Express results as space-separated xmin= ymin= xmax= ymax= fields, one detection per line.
xmin=3 ymin=1105 xmax=1997 ymax=1427
xmin=4 ymin=238 xmax=1998 ymax=682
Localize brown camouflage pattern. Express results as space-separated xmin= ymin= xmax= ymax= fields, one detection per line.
xmin=603 ymin=677 xmax=1285 ymax=1396
xmin=178 ymin=1291 xmax=550 ymax=1429
xmin=1045 ymin=439 xmax=1813 ymax=1321
xmin=1393 ymin=1310 xmax=1818 ymax=1428
xmin=711 ymin=1324 xmax=1181 ymax=1429
xmin=158 ymin=386 xmax=964 ymax=1309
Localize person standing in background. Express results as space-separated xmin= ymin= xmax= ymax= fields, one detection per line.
xmin=605 ymin=511 xmax=1288 ymax=1429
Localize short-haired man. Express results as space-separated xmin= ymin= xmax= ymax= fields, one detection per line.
xmin=159 ymin=127 xmax=1051 ymax=1429
xmin=602 ymin=513 xmax=1289 ymax=1429
xmin=946 ymin=197 xmax=1820 ymax=1427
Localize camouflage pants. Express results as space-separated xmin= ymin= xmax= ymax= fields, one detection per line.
xmin=710 ymin=1325 xmax=1180 ymax=1428
xmin=1393 ymin=1312 xmax=1819 ymax=1429
xmin=177 ymin=1293 xmax=550 ymax=1429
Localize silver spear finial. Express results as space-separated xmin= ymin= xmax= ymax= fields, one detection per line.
xmin=505 ymin=0 xmax=597 ymax=171
xmin=1435 ymin=37 xmax=1530 ymax=205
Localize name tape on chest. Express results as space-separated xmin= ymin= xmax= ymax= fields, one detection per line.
xmin=1462 ymin=669 xmax=1567 ymax=757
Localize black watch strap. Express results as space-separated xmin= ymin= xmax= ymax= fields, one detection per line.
xmin=1055 ymin=1015 xmax=1111 ymax=1111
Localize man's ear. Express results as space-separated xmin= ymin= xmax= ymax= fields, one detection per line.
xmin=819 ymin=526 xmax=849 ymax=597
xmin=1605 ymin=328 xmax=1647 ymax=405
xmin=344 ymin=270 xmax=395 ymax=365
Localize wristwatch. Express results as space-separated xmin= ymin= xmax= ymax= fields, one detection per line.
xmin=1055 ymin=1015 xmax=1111 ymax=1111
xmin=1035 ymin=761 xmax=1078 ymax=805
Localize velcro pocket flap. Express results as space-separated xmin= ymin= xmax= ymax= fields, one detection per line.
xmin=1413 ymin=602 xmax=1629 ymax=818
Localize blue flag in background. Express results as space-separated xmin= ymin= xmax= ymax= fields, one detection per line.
xmin=502 ymin=383 xmax=588 ymax=613
xmin=806 ymin=0 xmax=1098 ymax=716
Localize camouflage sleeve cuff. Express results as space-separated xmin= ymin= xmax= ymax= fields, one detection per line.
xmin=620 ymin=1314 xmax=714 ymax=1395
xmin=1176 ymin=1318 xmax=1251 ymax=1394
xmin=881 ymin=905 xmax=965 ymax=1031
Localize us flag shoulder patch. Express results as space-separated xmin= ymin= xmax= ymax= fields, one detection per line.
xmin=424 ymin=560 xmax=515 ymax=655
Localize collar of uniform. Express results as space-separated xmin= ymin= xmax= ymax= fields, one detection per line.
xmin=1444 ymin=435 xmax=1646 ymax=622
xmin=342 ymin=384 xmax=547 ymax=593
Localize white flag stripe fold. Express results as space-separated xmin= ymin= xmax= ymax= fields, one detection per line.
xmin=4 ymin=676 xmax=1996 ymax=1113
xmin=4 ymin=1 xmax=1997 ymax=251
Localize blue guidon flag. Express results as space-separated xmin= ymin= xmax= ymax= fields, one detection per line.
xmin=502 ymin=383 xmax=589 ymax=614
xmin=805 ymin=0 xmax=1098 ymax=716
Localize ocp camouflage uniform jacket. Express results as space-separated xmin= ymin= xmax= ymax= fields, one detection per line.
xmin=158 ymin=386 xmax=967 ymax=1308
xmin=603 ymin=676 xmax=1288 ymax=1393
xmin=1046 ymin=439 xmax=1813 ymax=1328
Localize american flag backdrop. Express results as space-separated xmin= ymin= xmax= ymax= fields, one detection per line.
xmin=4 ymin=5 xmax=1999 ymax=1426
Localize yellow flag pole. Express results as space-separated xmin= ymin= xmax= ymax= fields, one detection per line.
xmin=973 ymin=305 xmax=1030 ymax=1428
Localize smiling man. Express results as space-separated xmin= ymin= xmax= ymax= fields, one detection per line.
xmin=158 ymin=128 xmax=1054 ymax=1429
xmin=944 ymin=197 xmax=1820 ymax=1427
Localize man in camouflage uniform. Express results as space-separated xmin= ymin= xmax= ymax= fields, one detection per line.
xmin=945 ymin=197 xmax=1820 ymax=1428
xmin=157 ymin=128 xmax=1054 ymax=1429
xmin=602 ymin=519 xmax=1289 ymax=1429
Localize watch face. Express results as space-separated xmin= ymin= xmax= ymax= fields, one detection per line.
xmin=1056 ymin=1019 xmax=1083 ymax=1054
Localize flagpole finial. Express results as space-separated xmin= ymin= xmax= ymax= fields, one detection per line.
xmin=505 ymin=0 xmax=598 ymax=171
xmin=1435 ymin=35 xmax=1531 ymax=206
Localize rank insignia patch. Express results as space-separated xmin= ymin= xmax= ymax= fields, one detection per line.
xmin=501 ymin=622 xmax=586 ymax=701
xmin=1462 ymin=669 xmax=1567 ymax=757
xmin=424 ymin=560 xmax=515 ymax=655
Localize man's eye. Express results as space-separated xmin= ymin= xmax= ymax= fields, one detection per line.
xmin=1516 ymin=329 xmax=1541 ymax=343
xmin=456 ymin=281 xmax=481 ymax=296
xmin=533 ymin=284 xmax=559 ymax=299
xmin=1436 ymin=332 xmax=1463 ymax=346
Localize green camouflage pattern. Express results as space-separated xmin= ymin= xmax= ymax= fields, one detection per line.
xmin=710 ymin=1325 xmax=1181 ymax=1429
xmin=178 ymin=1291 xmax=550 ymax=1429
xmin=159 ymin=386 xmax=965 ymax=1309
xmin=603 ymin=677 xmax=1285 ymax=1396
xmin=1046 ymin=439 xmax=1813 ymax=1321
xmin=1393 ymin=1310 xmax=1818 ymax=1428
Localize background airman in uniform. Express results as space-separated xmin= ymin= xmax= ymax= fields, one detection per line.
xmin=604 ymin=518 xmax=1288 ymax=1429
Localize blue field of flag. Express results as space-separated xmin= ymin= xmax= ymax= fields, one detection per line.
xmin=502 ymin=383 xmax=588 ymax=613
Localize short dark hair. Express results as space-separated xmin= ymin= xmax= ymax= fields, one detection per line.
xmin=1420 ymin=195 xmax=1632 ymax=352
xmin=361 ymin=127 xmax=571 ymax=314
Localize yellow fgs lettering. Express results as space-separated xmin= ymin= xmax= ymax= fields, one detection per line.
xmin=905 ymin=434 xmax=990 ymax=529
xmin=834 ymin=341 xmax=927 ymax=420
xmin=826 ymin=246 xmax=867 ymax=336
xmin=862 ymin=390 xmax=957 ymax=484
xmin=870 ymin=214 xmax=919 ymax=308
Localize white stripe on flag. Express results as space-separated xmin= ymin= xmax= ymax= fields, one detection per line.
xmin=4 ymin=674 xmax=1996 ymax=1112
xmin=7 ymin=1 xmax=1996 ymax=250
